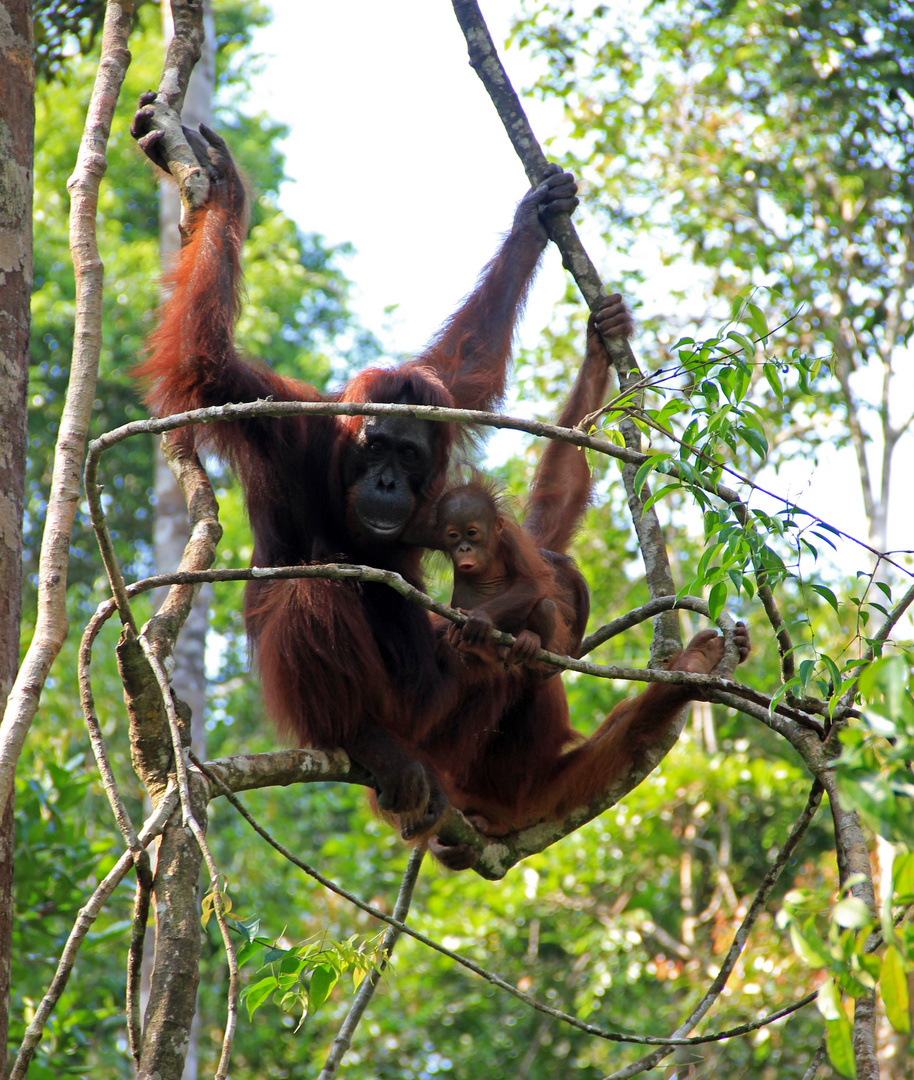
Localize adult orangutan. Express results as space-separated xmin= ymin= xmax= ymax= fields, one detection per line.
xmin=132 ymin=99 xmax=749 ymax=852
xmin=132 ymin=94 xmax=577 ymax=832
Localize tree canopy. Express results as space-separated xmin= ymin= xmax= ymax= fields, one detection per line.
xmin=7 ymin=3 xmax=914 ymax=1079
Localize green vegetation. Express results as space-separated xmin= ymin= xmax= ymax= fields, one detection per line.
xmin=14 ymin=2 xmax=913 ymax=1078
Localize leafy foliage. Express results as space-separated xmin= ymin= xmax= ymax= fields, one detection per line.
xmin=33 ymin=0 xmax=113 ymax=82
xmin=16 ymin=1 xmax=914 ymax=1078
xmin=12 ymin=753 xmax=134 ymax=1076
xmin=26 ymin=3 xmax=377 ymax=600
xmin=231 ymin=920 xmax=386 ymax=1026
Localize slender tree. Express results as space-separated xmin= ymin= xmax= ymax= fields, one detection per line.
xmin=0 ymin=4 xmax=33 ymax=1072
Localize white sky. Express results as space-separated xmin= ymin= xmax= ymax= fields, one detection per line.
xmin=248 ymin=1 xmax=914 ymax=577
xmin=248 ymin=1 xmax=567 ymax=356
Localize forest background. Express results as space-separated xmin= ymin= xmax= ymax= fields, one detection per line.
xmin=5 ymin=0 xmax=914 ymax=1078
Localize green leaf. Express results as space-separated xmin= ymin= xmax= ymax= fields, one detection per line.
xmin=790 ymin=921 xmax=830 ymax=967
xmin=633 ymin=457 xmax=658 ymax=496
xmin=708 ymin=580 xmax=728 ymax=622
xmin=825 ymin=1014 xmax=856 ymax=1078
xmin=229 ymin=915 xmax=261 ymax=943
xmin=881 ymin=946 xmax=911 ymax=1033
xmin=832 ymin=897 xmax=871 ymax=929
xmin=837 ymin=971 xmax=871 ymax=999
xmin=745 ymin=302 xmax=768 ymax=339
xmin=770 ymin=677 xmax=800 ymax=712
xmin=236 ymin=940 xmax=263 ymax=968
xmin=738 ymin=424 xmax=768 ymax=460
xmin=798 ymin=659 xmax=816 ymax=688
xmin=726 ymin=330 xmax=755 ymax=357
xmin=641 ymin=481 xmax=681 ymax=514
xmin=763 ymin=363 xmax=783 ymax=398
xmin=893 ymin=852 xmax=914 ymax=902
xmin=820 ymin=653 xmax=841 ymax=689
xmin=810 ymin=529 xmax=838 ymax=551
xmin=279 ymin=953 xmax=304 ymax=975
xmin=309 ymin=965 xmax=337 ymax=1014
xmin=242 ymin=976 xmax=278 ymax=1019
xmin=811 ymin=584 xmax=840 ymax=613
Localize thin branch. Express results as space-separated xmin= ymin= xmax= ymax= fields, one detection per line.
xmin=126 ymin=865 xmax=152 ymax=1066
xmin=450 ymin=0 xmax=682 ymax=660
xmin=87 ymin=397 xmax=914 ymax=582
xmin=84 ymin=445 xmax=138 ymax=633
xmin=800 ymin=1037 xmax=829 ymax=1080
xmin=861 ymin=578 xmax=914 ymax=660
xmin=76 ymin=553 xmax=736 ymax=691
xmin=0 ymin=0 xmax=134 ymax=823
xmin=582 ymin=594 xmax=818 ymax=730
xmin=141 ymin=434 xmax=222 ymax=664
xmin=137 ymin=635 xmax=237 ymax=1080
xmin=194 ymin=755 xmax=820 ymax=1049
xmin=604 ymin=781 xmax=824 ymax=1077
xmin=78 ymin=606 xmax=142 ymax=851
xmin=317 ymin=844 xmax=427 ymax=1080
xmin=10 ymin=787 xmax=179 ymax=1080
xmin=833 ymin=576 xmax=914 ymax=716
xmin=581 ymin=594 xmax=715 ymax=653
xmin=93 ymin=560 xmax=812 ymax=723
xmin=731 ymin=500 xmax=798 ymax=683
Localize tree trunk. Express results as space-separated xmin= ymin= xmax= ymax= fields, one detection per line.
xmin=0 ymin=3 xmax=34 ymax=1074
xmin=141 ymin=5 xmax=215 ymax=1078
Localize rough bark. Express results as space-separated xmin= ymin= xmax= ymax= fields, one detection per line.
xmin=142 ymin=6 xmax=214 ymax=1076
xmin=823 ymin=767 xmax=881 ymax=1080
xmin=0 ymin=0 xmax=133 ymax=814
xmin=137 ymin=775 xmax=208 ymax=1080
xmin=0 ymin=2 xmax=33 ymax=1069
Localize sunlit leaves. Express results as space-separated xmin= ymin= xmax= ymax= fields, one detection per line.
xmin=235 ymin=927 xmax=386 ymax=1025
xmin=817 ymin=980 xmax=855 ymax=1078
xmin=881 ymin=946 xmax=911 ymax=1035
xmin=836 ymin=656 xmax=914 ymax=845
xmin=783 ymin=861 xmax=914 ymax=1075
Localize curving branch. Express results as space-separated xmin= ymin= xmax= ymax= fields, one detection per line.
xmin=10 ymin=788 xmax=179 ymax=1080
xmin=82 ymin=554 xmax=806 ymax=878
xmin=194 ymin=756 xmax=823 ymax=1050
xmin=0 ymin=0 xmax=134 ymax=828
xmin=317 ymin=844 xmax=427 ymax=1079
xmin=606 ymin=780 xmax=824 ymax=1077
xmin=86 ymin=395 xmax=914 ymax=583
xmin=450 ymin=0 xmax=681 ymax=663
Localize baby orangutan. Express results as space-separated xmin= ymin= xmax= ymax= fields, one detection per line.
xmin=437 ymin=482 xmax=570 ymax=669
